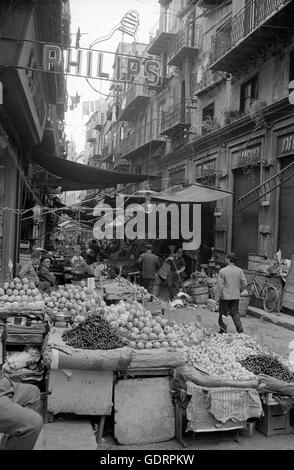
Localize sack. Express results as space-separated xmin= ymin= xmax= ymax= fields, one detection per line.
xmin=175 ymin=364 xmax=259 ymax=389
xmin=257 ymin=374 xmax=294 ymax=396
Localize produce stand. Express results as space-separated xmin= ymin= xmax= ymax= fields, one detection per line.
xmin=45 ymin=326 xmax=132 ymax=442
xmin=0 ymin=278 xmax=50 ymax=421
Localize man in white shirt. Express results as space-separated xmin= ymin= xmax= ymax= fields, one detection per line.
xmin=217 ymin=252 xmax=247 ymax=334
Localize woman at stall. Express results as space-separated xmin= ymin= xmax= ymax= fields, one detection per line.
xmin=38 ymin=256 xmax=56 ymax=294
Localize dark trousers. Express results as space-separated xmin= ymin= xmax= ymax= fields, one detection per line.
xmin=167 ymin=273 xmax=181 ymax=300
xmin=142 ymin=278 xmax=155 ymax=293
xmin=0 ymin=381 xmax=43 ymax=450
xmin=218 ymin=299 xmax=243 ymax=333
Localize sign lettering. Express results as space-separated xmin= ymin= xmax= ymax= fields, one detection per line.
xmin=42 ymin=45 xmax=162 ymax=86
xmin=279 ymin=133 xmax=294 ymax=156
xmin=232 ymin=145 xmax=261 ymax=168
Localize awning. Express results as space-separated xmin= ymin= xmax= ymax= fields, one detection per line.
xmin=32 ymin=152 xmax=149 ymax=189
xmin=151 ymin=183 xmax=233 ymax=203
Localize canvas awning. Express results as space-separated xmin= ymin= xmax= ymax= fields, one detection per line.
xmin=151 ymin=183 xmax=233 ymax=203
xmin=32 ymin=152 xmax=149 ymax=189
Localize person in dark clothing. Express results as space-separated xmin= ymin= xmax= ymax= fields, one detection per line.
xmin=137 ymin=243 xmax=160 ymax=292
xmin=89 ymin=239 xmax=99 ymax=261
xmin=0 ymin=372 xmax=43 ymax=450
xmin=216 ymin=252 xmax=247 ymax=334
xmin=167 ymin=247 xmax=186 ymax=300
xmin=81 ymin=242 xmax=96 ymax=265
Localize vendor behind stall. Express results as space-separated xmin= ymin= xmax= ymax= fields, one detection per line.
xmin=71 ymin=250 xmax=94 ymax=276
xmin=18 ymin=251 xmax=41 ymax=285
xmin=38 ymin=256 xmax=56 ymax=294
xmin=81 ymin=242 xmax=96 ymax=265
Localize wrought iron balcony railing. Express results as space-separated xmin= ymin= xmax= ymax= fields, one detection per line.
xmin=160 ymin=101 xmax=191 ymax=135
xmin=119 ymin=83 xmax=151 ymax=121
xmin=194 ymin=69 xmax=226 ymax=96
xmin=120 ymin=119 xmax=165 ymax=158
xmin=210 ymin=0 xmax=292 ymax=69
xmin=147 ymin=11 xmax=176 ymax=55
xmin=167 ymin=23 xmax=201 ymax=67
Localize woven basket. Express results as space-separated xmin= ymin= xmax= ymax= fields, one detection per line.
xmin=239 ymin=295 xmax=251 ymax=316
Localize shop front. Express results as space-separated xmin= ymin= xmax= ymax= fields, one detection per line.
xmin=277 ymin=129 xmax=294 ymax=259
xmin=231 ymin=139 xmax=263 ymax=268
xmin=0 ymin=141 xmax=20 ymax=281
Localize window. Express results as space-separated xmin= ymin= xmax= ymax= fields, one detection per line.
xmin=202 ymin=103 xmax=214 ymax=122
xmin=240 ymin=75 xmax=258 ymax=113
xmin=169 ymin=167 xmax=186 ymax=186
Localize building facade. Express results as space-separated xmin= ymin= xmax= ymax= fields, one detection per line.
xmin=100 ymin=0 xmax=294 ymax=267
xmin=0 ymin=0 xmax=70 ymax=280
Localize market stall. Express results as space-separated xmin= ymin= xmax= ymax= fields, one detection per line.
xmin=0 ymin=277 xmax=49 ymax=419
xmin=2 ymin=271 xmax=294 ymax=447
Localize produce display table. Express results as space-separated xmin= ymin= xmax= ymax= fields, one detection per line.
xmin=46 ymin=327 xmax=132 ymax=441
xmin=114 ymin=369 xmax=175 ymax=445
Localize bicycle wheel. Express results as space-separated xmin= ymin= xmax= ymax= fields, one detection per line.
xmin=263 ymin=285 xmax=279 ymax=313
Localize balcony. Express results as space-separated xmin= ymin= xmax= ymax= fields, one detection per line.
xmin=147 ymin=11 xmax=176 ymax=56
xmin=160 ymin=101 xmax=191 ymax=136
xmin=112 ymin=155 xmax=131 ymax=171
xmin=120 ymin=120 xmax=166 ymax=160
xmin=210 ymin=0 xmax=294 ymax=73
xmin=167 ymin=24 xmax=201 ymax=67
xmin=86 ymin=129 xmax=97 ymax=142
xmin=194 ymin=69 xmax=226 ymax=97
xmin=118 ymin=83 xmax=151 ymax=121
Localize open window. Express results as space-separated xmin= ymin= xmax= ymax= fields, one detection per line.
xmin=240 ymin=74 xmax=258 ymax=114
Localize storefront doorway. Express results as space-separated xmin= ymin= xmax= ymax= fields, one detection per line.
xmin=278 ymin=156 xmax=294 ymax=259
xmin=232 ymin=167 xmax=260 ymax=268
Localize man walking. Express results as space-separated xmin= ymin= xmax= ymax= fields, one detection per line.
xmin=137 ymin=243 xmax=160 ymax=293
xmin=217 ymin=252 xmax=247 ymax=334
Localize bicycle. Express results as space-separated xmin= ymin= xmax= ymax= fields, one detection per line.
xmin=247 ymin=271 xmax=282 ymax=313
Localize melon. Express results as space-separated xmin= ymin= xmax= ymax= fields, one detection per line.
xmin=0 ymin=288 xmax=4 ymax=296
xmin=3 ymin=282 xmax=9 ymax=290
xmin=28 ymin=282 xmax=35 ymax=289
xmin=13 ymin=289 xmax=19 ymax=296
xmin=13 ymin=277 xmax=21 ymax=283
xmin=9 ymin=282 xmax=15 ymax=289
xmin=6 ymin=288 xmax=12 ymax=296
xmin=22 ymin=278 xmax=29 ymax=284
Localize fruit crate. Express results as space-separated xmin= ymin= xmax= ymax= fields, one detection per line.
xmin=256 ymin=402 xmax=294 ymax=437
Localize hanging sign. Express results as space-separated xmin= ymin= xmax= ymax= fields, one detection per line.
xmin=42 ymin=45 xmax=162 ymax=86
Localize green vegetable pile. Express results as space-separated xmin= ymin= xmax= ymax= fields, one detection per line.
xmin=240 ymin=354 xmax=294 ymax=383
xmin=62 ymin=314 xmax=125 ymax=350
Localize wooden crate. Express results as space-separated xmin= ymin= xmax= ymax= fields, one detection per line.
xmin=175 ymin=401 xmax=245 ymax=447
xmin=256 ymin=403 xmax=294 ymax=437
xmin=47 ymin=369 xmax=113 ymax=416
xmin=5 ymin=333 xmax=44 ymax=345
xmin=114 ymin=376 xmax=175 ymax=445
